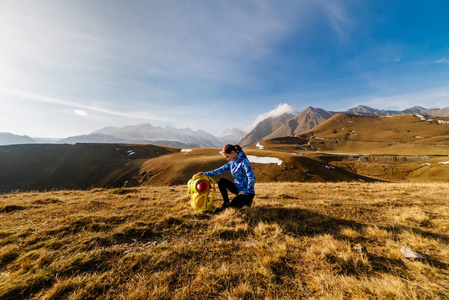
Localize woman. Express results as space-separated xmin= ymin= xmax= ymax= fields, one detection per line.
xmin=197 ymin=144 xmax=256 ymax=210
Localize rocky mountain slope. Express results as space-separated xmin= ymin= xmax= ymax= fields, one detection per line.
xmin=264 ymin=107 xmax=334 ymax=140
xmin=239 ymin=112 xmax=296 ymax=146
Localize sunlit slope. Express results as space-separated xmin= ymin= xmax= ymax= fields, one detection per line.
xmin=253 ymin=114 xmax=449 ymax=182
xmin=136 ymin=148 xmax=376 ymax=186
xmin=297 ymin=113 xmax=449 ymax=155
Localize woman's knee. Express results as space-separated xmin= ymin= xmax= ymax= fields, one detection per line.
xmin=218 ymin=178 xmax=231 ymax=187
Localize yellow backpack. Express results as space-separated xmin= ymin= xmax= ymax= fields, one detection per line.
xmin=187 ymin=175 xmax=216 ymax=212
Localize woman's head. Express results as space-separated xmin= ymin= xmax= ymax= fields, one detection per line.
xmin=222 ymin=144 xmax=246 ymax=161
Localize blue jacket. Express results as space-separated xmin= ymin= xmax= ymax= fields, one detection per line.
xmin=205 ymin=151 xmax=256 ymax=195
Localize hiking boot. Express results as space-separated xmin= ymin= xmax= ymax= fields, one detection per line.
xmin=246 ymin=199 xmax=253 ymax=207
xmin=221 ymin=202 xmax=230 ymax=210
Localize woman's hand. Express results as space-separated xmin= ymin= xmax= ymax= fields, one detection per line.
xmin=197 ymin=172 xmax=205 ymax=176
xmin=238 ymin=191 xmax=244 ymax=195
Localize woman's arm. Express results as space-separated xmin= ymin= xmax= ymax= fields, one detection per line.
xmin=199 ymin=163 xmax=231 ymax=177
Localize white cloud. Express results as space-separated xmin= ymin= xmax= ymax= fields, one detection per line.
xmin=246 ymin=103 xmax=296 ymax=131
xmin=320 ymin=0 xmax=351 ymax=43
xmin=0 ymin=88 xmax=172 ymax=123
xmin=74 ymin=109 xmax=88 ymax=116
xmin=362 ymin=87 xmax=449 ymax=110
xmin=436 ymin=57 xmax=449 ymax=64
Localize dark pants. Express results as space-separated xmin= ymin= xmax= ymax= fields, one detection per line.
xmin=218 ymin=178 xmax=255 ymax=208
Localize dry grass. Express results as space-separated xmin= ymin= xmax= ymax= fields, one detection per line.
xmin=1 ymin=182 xmax=448 ymax=299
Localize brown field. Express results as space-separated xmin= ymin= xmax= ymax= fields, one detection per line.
xmin=297 ymin=113 xmax=449 ymax=156
xmin=1 ymin=182 xmax=448 ymax=299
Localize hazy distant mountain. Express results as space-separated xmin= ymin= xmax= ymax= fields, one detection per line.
xmin=216 ymin=128 xmax=247 ymax=145
xmin=59 ymin=133 xmax=128 ymax=144
xmin=32 ymin=137 xmax=62 ymax=143
xmin=402 ymin=106 xmax=449 ymax=117
xmin=345 ymin=105 xmax=397 ymax=116
xmin=239 ymin=112 xmax=296 ymax=146
xmin=346 ymin=105 xmax=449 ymax=117
xmin=264 ymin=107 xmax=335 ymax=140
xmin=61 ymin=124 xmax=223 ymax=148
xmin=0 ymin=132 xmax=35 ymax=145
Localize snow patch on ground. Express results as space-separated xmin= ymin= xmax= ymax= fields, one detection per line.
xmin=256 ymin=143 xmax=264 ymax=150
xmin=415 ymin=114 xmax=427 ymax=121
xmin=127 ymin=150 xmax=135 ymax=155
xmin=180 ymin=149 xmax=193 ymax=154
xmin=422 ymin=163 xmax=431 ymax=166
xmin=438 ymin=161 xmax=449 ymax=165
xmin=247 ymin=155 xmax=283 ymax=166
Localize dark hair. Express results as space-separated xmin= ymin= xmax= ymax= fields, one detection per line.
xmin=222 ymin=144 xmax=247 ymax=158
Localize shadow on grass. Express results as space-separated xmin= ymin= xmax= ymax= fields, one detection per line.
xmin=242 ymin=205 xmax=449 ymax=272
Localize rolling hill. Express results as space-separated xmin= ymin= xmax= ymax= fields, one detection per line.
xmin=0 ymin=143 xmax=377 ymax=193
xmin=253 ymin=113 xmax=449 ymax=182
xmin=298 ymin=113 xmax=449 ymax=155
xmin=0 ymin=144 xmax=178 ymax=193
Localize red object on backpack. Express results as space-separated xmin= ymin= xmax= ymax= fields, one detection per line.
xmin=196 ymin=181 xmax=209 ymax=193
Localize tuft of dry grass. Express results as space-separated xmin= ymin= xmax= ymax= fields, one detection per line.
xmin=1 ymin=182 xmax=448 ymax=299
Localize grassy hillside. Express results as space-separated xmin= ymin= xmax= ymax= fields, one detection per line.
xmin=137 ymin=148 xmax=376 ymax=187
xmin=297 ymin=113 xmax=449 ymax=155
xmin=0 ymin=144 xmax=378 ymax=193
xmin=0 ymin=144 xmax=178 ymax=193
xmin=1 ymin=183 xmax=448 ymax=299
xmin=253 ymin=114 xmax=449 ymax=182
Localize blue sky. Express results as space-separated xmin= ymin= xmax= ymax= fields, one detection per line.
xmin=1 ymin=0 xmax=448 ymax=138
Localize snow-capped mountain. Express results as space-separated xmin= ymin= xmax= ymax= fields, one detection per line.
xmin=60 ymin=124 xmax=225 ymax=148
xmin=346 ymin=105 xmax=394 ymax=116
xmin=215 ymin=128 xmax=247 ymax=145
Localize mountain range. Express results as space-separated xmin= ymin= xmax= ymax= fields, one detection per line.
xmin=239 ymin=105 xmax=449 ymax=146
xmin=1 ymin=105 xmax=448 ymax=147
